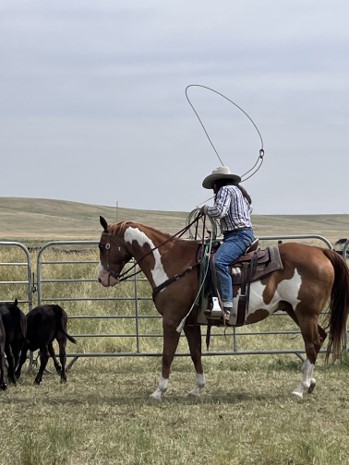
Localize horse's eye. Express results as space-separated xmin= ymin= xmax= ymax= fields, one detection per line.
xmin=105 ymin=243 xmax=110 ymax=250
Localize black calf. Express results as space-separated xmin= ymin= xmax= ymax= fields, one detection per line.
xmin=0 ymin=300 xmax=27 ymax=386
xmin=16 ymin=304 xmax=76 ymax=384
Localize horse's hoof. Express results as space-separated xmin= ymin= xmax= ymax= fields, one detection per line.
xmin=148 ymin=394 xmax=162 ymax=403
xmin=308 ymin=381 xmax=316 ymax=394
xmin=291 ymin=390 xmax=304 ymax=401
xmin=187 ymin=392 xmax=201 ymax=402
xmin=0 ymin=384 xmax=7 ymax=391
xmin=187 ymin=387 xmax=202 ymax=398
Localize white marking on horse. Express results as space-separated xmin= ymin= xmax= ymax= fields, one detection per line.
xmin=248 ymin=268 xmax=302 ymax=315
xmin=98 ymin=262 xmax=106 ymax=274
xmin=124 ymin=227 xmax=169 ymax=286
xmin=291 ymin=359 xmax=315 ymax=400
xmin=150 ymin=375 xmax=168 ymax=400
xmin=188 ymin=373 xmax=206 ymax=397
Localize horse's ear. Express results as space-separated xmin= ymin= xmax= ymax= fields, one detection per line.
xmin=100 ymin=216 xmax=108 ymax=231
xmin=14 ymin=298 xmax=18 ymax=306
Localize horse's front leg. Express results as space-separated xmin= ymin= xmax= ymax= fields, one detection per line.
xmin=183 ymin=325 xmax=205 ymax=397
xmin=150 ymin=321 xmax=181 ymax=401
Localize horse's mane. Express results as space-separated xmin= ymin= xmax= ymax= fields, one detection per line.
xmin=109 ymin=221 xmax=173 ymax=240
xmin=108 ymin=221 xmax=130 ymax=235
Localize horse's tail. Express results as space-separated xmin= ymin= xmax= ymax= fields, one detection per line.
xmin=323 ymin=249 xmax=349 ymax=361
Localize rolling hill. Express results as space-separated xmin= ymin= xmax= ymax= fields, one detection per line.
xmin=0 ymin=197 xmax=348 ymax=246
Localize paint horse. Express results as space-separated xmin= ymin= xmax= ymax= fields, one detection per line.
xmin=98 ymin=216 xmax=349 ymax=400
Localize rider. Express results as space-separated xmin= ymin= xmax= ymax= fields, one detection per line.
xmin=200 ymin=166 xmax=255 ymax=322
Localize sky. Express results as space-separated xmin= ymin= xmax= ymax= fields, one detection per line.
xmin=0 ymin=0 xmax=348 ymax=215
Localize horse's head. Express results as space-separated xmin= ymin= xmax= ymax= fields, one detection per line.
xmin=98 ymin=216 xmax=133 ymax=287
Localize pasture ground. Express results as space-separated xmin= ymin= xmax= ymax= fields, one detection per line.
xmin=0 ymin=197 xmax=348 ymax=244
xmin=1 ymin=354 xmax=349 ymax=465
xmin=1 ymin=198 xmax=348 ymax=464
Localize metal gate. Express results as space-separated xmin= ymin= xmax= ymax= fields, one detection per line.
xmin=33 ymin=234 xmax=342 ymax=366
xmin=0 ymin=241 xmax=33 ymax=311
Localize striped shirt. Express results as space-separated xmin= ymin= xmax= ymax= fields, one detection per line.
xmin=204 ymin=185 xmax=253 ymax=233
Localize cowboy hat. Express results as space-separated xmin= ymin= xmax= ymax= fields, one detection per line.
xmin=202 ymin=166 xmax=241 ymax=189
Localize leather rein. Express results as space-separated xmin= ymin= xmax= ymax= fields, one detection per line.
xmin=100 ymin=213 xmax=205 ymax=299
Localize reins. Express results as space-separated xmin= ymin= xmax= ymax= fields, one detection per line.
xmin=102 ymin=211 xmax=216 ymax=334
xmin=104 ymin=212 xmax=205 ymax=284
xmin=176 ymin=212 xmax=215 ymax=333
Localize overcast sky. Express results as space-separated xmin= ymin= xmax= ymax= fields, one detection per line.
xmin=0 ymin=0 xmax=348 ymax=215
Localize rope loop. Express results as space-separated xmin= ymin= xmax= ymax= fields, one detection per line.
xmin=185 ymin=84 xmax=265 ymax=182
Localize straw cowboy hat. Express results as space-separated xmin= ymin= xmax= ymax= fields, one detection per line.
xmin=202 ymin=166 xmax=241 ymax=189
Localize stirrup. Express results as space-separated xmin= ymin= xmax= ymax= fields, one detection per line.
xmin=204 ymin=297 xmax=222 ymax=320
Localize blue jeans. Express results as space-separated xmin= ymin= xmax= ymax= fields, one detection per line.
xmin=211 ymin=228 xmax=254 ymax=308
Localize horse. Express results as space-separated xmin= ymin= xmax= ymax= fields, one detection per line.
xmin=98 ymin=216 xmax=349 ymax=401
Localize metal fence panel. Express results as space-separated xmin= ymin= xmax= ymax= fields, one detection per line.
xmin=0 ymin=241 xmax=33 ymax=311
xmin=1 ymin=234 xmax=346 ymax=365
xmin=33 ymin=234 xmax=344 ymax=364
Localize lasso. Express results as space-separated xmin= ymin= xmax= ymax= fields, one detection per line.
xmin=185 ymin=84 xmax=265 ymax=182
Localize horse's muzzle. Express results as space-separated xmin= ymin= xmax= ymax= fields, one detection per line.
xmin=98 ymin=272 xmax=119 ymax=287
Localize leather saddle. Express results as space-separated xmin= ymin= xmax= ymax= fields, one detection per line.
xmin=230 ymin=244 xmax=283 ymax=287
xmin=229 ymin=244 xmax=283 ymax=325
xmin=201 ymin=241 xmax=284 ymax=327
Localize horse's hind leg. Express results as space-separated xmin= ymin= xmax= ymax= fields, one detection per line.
xmin=292 ymin=359 xmax=315 ymax=399
xmin=292 ymin=319 xmax=324 ymax=400
xmin=183 ymin=325 xmax=205 ymax=397
xmin=150 ymin=322 xmax=181 ymax=401
xmin=304 ymin=325 xmax=326 ymax=394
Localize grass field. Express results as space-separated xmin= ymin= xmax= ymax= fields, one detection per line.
xmin=0 ymin=196 xmax=348 ymax=244
xmin=1 ymin=355 xmax=349 ymax=465
xmin=0 ymin=197 xmax=349 ymax=464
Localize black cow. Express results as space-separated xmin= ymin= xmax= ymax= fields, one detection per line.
xmin=0 ymin=299 xmax=27 ymax=386
xmin=0 ymin=316 xmax=6 ymax=389
xmin=16 ymin=304 xmax=77 ymax=384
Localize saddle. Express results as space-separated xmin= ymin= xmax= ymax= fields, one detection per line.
xmin=200 ymin=244 xmax=283 ymax=327
xmin=230 ymin=245 xmax=283 ymax=325
xmin=230 ymin=245 xmax=283 ymax=286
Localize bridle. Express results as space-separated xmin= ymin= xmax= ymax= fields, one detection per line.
xmin=99 ymin=232 xmax=137 ymax=284
xmin=99 ymin=212 xmax=205 ymax=289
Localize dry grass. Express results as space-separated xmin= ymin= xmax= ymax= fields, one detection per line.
xmin=1 ymin=355 xmax=349 ymax=465
xmin=0 ymin=197 xmax=189 ymax=242
xmin=0 ymin=197 xmax=348 ymax=244
xmin=1 ymin=198 xmax=349 ymax=464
